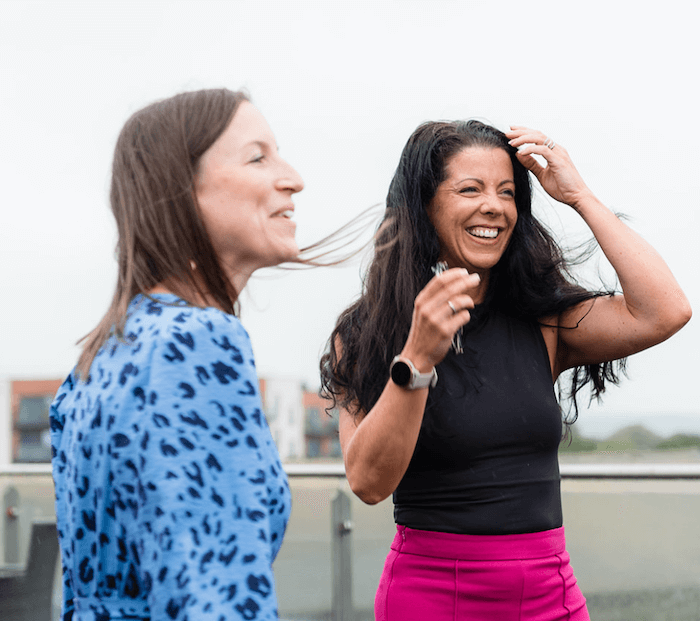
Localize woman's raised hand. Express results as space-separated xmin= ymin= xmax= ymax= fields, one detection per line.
xmin=506 ymin=126 xmax=594 ymax=211
xmin=401 ymin=268 xmax=481 ymax=371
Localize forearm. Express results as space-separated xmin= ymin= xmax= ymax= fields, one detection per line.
xmin=340 ymin=268 xmax=481 ymax=504
xmin=573 ymin=193 xmax=691 ymax=330
xmin=343 ymin=381 xmax=429 ymax=505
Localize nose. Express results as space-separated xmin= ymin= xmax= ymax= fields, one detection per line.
xmin=276 ymin=158 xmax=304 ymax=194
xmin=480 ymin=191 xmax=505 ymax=215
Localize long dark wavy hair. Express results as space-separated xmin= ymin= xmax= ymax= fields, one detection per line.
xmin=320 ymin=119 xmax=624 ymax=426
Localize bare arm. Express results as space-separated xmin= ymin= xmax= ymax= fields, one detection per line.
xmin=508 ymin=127 xmax=692 ymax=377
xmin=339 ymin=268 xmax=481 ymax=504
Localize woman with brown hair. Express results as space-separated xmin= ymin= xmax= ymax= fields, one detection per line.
xmin=50 ymin=89 xmax=303 ymax=620
xmin=321 ymin=120 xmax=691 ymax=620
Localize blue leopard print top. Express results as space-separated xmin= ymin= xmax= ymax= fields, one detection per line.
xmin=50 ymin=294 xmax=291 ymax=621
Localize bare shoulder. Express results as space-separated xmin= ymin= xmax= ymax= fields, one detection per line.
xmin=538 ymin=298 xmax=603 ymax=380
xmin=540 ymin=296 xmax=608 ymax=378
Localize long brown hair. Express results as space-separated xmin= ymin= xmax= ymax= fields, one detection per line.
xmin=77 ymin=88 xmax=249 ymax=377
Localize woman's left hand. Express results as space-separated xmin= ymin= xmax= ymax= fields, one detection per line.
xmin=506 ymin=126 xmax=593 ymax=211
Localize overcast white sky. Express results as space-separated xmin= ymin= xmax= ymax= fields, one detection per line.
xmin=1 ymin=0 xmax=698 ymax=432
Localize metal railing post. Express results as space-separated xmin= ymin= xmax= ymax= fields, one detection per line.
xmin=331 ymin=488 xmax=353 ymax=621
xmin=3 ymin=485 xmax=20 ymax=563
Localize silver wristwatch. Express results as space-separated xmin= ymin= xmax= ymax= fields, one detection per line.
xmin=389 ymin=356 xmax=438 ymax=390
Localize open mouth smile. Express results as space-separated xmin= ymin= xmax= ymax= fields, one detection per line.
xmin=467 ymin=226 xmax=499 ymax=239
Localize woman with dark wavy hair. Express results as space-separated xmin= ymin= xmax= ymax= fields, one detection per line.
xmin=51 ymin=89 xmax=304 ymax=620
xmin=321 ymin=120 xmax=691 ymax=620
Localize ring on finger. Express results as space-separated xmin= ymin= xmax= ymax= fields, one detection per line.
xmin=543 ymin=137 xmax=556 ymax=150
xmin=447 ymin=301 xmax=458 ymax=315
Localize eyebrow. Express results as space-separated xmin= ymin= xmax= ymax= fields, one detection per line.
xmin=243 ymin=139 xmax=279 ymax=151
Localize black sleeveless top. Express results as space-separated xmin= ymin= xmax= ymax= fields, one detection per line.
xmin=393 ymin=305 xmax=563 ymax=535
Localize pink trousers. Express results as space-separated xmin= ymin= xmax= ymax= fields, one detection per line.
xmin=375 ymin=525 xmax=590 ymax=621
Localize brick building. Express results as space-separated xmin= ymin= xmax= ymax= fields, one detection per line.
xmin=3 ymin=378 xmax=64 ymax=464
xmin=1 ymin=376 xmax=339 ymax=465
xmin=303 ymin=389 xmax=340 ymax=459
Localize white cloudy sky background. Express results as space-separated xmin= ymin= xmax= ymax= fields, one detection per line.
xmin=1 ymin=1 xmax=698 ymax=431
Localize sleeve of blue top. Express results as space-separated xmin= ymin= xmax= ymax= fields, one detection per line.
xmin=115 ymin=315 xmax=281 ymax=620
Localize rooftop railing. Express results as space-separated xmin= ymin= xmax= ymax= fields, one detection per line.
xmin=2 ymin=462 xmax=700 ymax=621
xmin=5 ymin=462 xmax=700 ymax=477
xmin=285 ymin=461 xmax=700 ymax=479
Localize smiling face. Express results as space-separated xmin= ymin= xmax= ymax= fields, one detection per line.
xmin=429 ymin=146 xmax=517 ymax=277
xmin=194 ymin=101 xmax=304 ymax=282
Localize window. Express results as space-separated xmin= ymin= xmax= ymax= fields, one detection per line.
xmin=307 ymin=438 xmax=321 ymax=458
xmin=15 ymin=395 xmax=53 ymax=463
xmin=306 ymin=407 xmax=322 ymax=433
xmin=330 ymin=438 xmax=342 ymax=458
xmin=11 ymin=380 xmax=64 ymax=464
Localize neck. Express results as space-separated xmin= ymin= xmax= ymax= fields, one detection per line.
xmin=223 ymin=265 xmax=252 ymax=297
xmin=147 ymin=267 xmax=247 ymax=313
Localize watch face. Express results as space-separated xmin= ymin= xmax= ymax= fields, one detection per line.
xmin=391 ymin=360 xmax=412 ymax=386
